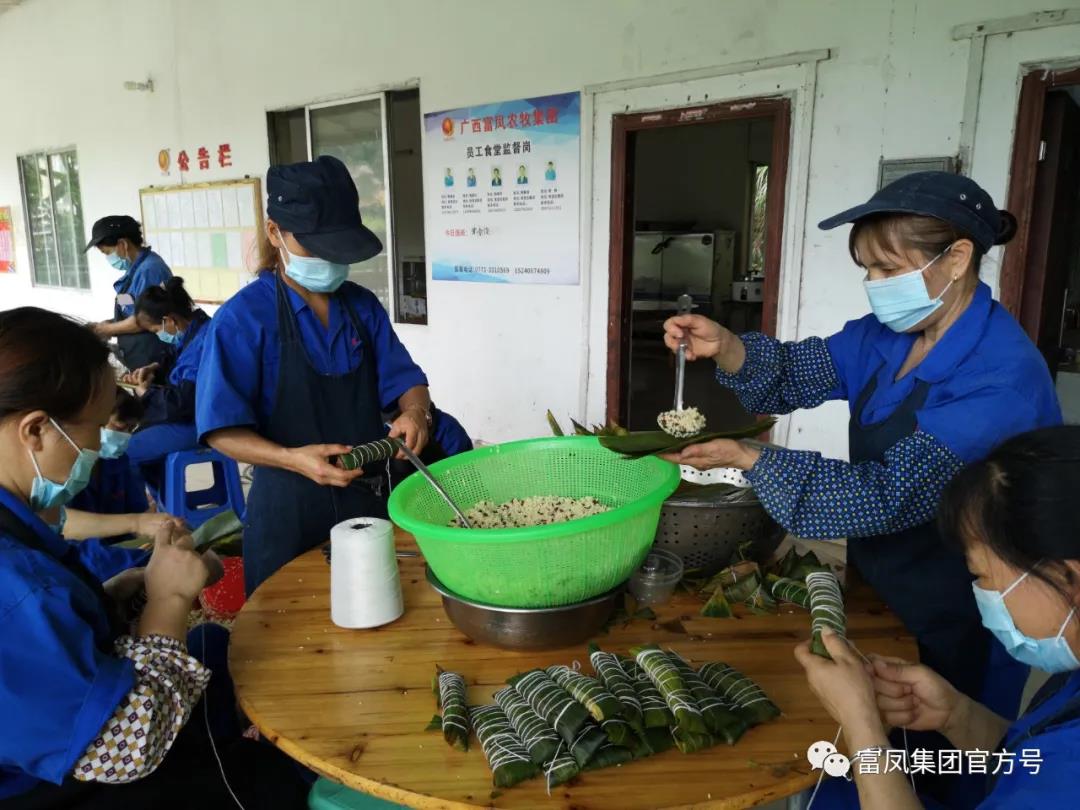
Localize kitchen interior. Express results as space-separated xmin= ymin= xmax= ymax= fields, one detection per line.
xmin=626 ymin=117 xmax=774 ymax=432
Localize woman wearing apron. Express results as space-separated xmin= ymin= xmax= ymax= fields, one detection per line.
xmin=87 ymin=215 xmax=174 ymax=375
xmin=798 ymin=426 xmax=1080 ymax=808
xmin=196 ymin=155 xmax=431 ymax=595
xmin=662 ymin=172 xmax=1061 ymax=806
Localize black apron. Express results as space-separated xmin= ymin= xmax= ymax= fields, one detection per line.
xmin=113 ymin=253 xmax=172 ymax=374
xmin=241 ymin=276 xmax=387 ymax=595
xmin=847 ymin=369 xmax=1000 ymax=807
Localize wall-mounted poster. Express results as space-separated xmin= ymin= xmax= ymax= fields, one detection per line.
xmin=0 ymin=207 xmax=13 ymax=273
xmin=423 ymin=91 xmax=580 ymax=284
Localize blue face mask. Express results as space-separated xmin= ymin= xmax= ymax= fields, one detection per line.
xmin=156 ymin=326 xmax=182 ymax=345
xmin=28 ymin=419 xmax=100 ymax=512
xmin=49 ymin=507 xmax=68 ymax=536
xmin=973 ymin=571 xmax=1079 ymax=674
xmin=280 ymin=240 xmax=349 ymax=293
xmin=863 ymin=246 xmax=955 ymax=333
xmin=106 ymin=252 xmax=132 ymax=273
xmin=99 ymin=427 xmax=132 ymax=459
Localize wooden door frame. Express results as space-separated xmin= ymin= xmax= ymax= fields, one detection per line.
xmin=999 ymin=65 xmax=1080 ymax=327
xmin=605 ymin=96 xmax=791 ymax=425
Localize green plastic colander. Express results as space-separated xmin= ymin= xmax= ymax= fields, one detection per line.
xmin=388 ymin=436 xmax=680 ymax=608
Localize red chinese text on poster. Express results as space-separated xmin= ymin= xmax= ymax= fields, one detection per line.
xmin=0 ymin=207 xmax=14 ymax=273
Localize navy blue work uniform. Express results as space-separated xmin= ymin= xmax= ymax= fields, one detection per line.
xmin=126 ymin=309 xmax=211 ymax=493
xmin=112 ymin=249 xmax=173 ymax=373
xmin=197 ymin=272 xmax=427 ymax=594
xmin=0 ymin=488 xmax=144 ymax=800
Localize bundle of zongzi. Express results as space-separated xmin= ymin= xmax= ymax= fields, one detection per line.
xmin=619 ymin=655 xmax=676 ymax=729
xmin=805 ymin=570 xmax=845 ymax=658
xmin=546 ymin=665 xmax=623 ymax=723
xmin=698 ymin=662 xmax=780 ymax=727
xmin=470 ymin=705 xmax=540 ymax=788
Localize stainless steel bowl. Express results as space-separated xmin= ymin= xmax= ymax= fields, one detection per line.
xmin=654 ymin=470 xmax=784 ymax=575
xmin=426 ymin=567 xmax=621 ymax=650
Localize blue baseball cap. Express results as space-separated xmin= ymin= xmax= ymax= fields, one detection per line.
xmin=818 ymin=171 xmax=1013 ymax=253
xmin=266 ymin=155 xmax=383 ymax=264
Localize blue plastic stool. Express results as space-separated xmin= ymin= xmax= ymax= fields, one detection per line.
xmin=161 ymin=448 xmax=246 ymax=529
xmin=308 ymin=777 xmax=405 ymax=809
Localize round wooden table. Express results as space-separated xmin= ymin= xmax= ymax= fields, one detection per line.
xmin=230 ymin=534 xmax=916 ymax=809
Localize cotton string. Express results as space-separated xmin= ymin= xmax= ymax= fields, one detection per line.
xmin=202 ymin=629 xmax=246 ymax=809
xmin=805 ymin=725 xmax=843 ymax=810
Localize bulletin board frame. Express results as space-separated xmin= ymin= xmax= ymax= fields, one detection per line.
xmin=138 ymin=177 xmax=264 ymax=304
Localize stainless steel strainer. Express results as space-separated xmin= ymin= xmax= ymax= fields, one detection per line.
xmin=653 ymin=464 xmax=784 ymax=575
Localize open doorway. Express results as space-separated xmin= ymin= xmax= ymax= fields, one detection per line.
xmin=606 ymin=98 xmax=790 ymax=430
xmin=1001 ymin=67 xmax=1080 ymax=421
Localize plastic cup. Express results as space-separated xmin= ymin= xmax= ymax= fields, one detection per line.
xmin=628 ymin=547 xmax=684 ymax=606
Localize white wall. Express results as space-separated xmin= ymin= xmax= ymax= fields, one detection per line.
xmin=2 ymin=0 xmax=1079 ymax=451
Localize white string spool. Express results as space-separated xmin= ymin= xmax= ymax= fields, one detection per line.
xmin=330 ymin=517 xmax=404 ymax=629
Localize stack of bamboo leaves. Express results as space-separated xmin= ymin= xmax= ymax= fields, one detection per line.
xmin=427 ymin=644 xmax=780 ymax=790
xmin=695 ymin=547 xmax=847 ymax=660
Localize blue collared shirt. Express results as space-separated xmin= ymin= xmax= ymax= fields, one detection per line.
xmin=112 ymin=249 xmax=172 ymax=317
xmin=718 ymin=282 xmax=1062 ymax=538
xmin=0 ymin=487 xmax=138 ymax=797
xmin=196 ymin=272 xmax=428 ymax=442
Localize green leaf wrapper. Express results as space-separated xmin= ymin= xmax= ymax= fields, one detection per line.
xmin=493 ymin=687 xmax=560 ymax=766
xmin=630 ymin=644 xmax=707 ymax=734
xmin=508 ymin=669 xmax=590 ymax=747
xmin=470 ymin=705 xmax=540 ymax=788
xmin=597 ymin=418 xmax=777 ymax=459
xmin=698 ymin=662 xmax=780 ymax=727
xmin=806 ymin=570 xmax=845 ymax=658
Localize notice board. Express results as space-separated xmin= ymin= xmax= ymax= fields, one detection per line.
xmin=139 ymin=178 xmax=263 ymax=303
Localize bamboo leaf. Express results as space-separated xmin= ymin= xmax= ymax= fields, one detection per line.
xmin=546 ymin=410 xmax=565 ymax=437
xmin=597 ymin=418 xmax=777 ymax=459
xmin=569 ymin=418 xmax=593 ymax=436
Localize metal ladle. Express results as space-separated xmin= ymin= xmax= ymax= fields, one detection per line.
xmin=656 ymin=294 xmax=701 ymax=438
xmin=394 ymin=440 xmax=473 ymax=529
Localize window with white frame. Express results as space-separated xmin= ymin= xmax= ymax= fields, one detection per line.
xmin=17 ymin=148 xmax=90 ymax=290
xmin=268 ymin=89 xmax=427 ymax=324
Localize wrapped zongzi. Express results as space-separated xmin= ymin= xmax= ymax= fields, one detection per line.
xmin=630 ymin=644 xmax=707 ymax=734
xmin=666 ymin=652 xmax=747 ymax=744
xmin=767 ymin=574 xmax=810 ymax=608
xmin=509 ymin=669 xmax=590 ymax=747
xmin=470 ymin=704 xmax=540 ymax=788
xmin=493 ymin=687 xmax=559 ymax=766
xmin=546 ymin=665 xmax=623 ymax=723
xmin=589 ymin=644 xmax=645 ymax=733
xmin=619 ymin=655 xmax=675 ymax=728
xmin=805 ymin=570 xmax=845 ymax=658
xmin=433 ymin=666 xmax=469 ymax=751
xmin=698 ymin=662 xmax=780 ymax=727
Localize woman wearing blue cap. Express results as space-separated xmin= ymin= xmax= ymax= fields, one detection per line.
xmin=196 ymin=155 xmax=432 ymax=594
xmin=87 ymin=215 xmax=174 ymax=376
xmin=662 ymin=172 xmax=1061 ymax=805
